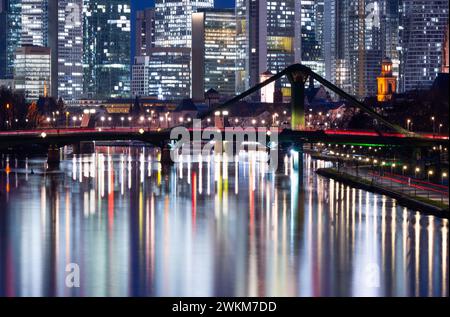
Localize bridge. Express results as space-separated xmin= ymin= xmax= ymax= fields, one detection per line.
xmin=0 ymin=127 xmax=447 ymax=149
xmin=0 ymin=64 xmax=447 ymax=164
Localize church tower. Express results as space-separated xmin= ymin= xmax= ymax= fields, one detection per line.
xmin=377 ymin=58 xmax=397 ymax=102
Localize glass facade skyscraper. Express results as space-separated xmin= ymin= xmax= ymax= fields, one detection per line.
xmin=236 ymin=0 xmax=301 ymax=97
xmin=147 ymin=47 xmax=191 ymax=100
xmin=20 ymin=0 xmax=48 ymax=46
xmin=0 ymin=0 xmax=48 ymax=79
xmin=192 ymin=8 xmax=237 ymax=101
xmin=399 ymin=0 xmax=449 ymax=92
xmin=83 ymin=0 xmax=131 ymax=99
xmin=151 ymin=0 xmax=214 ymax=99
xmin=154 ymin=0 xmax=214 ymax=48
xmin=135 ymin=8 xmax=155 ymax=57
xmin=13 ymin=46 xmax=51 ymax=100
xmin=57 ymin=0 xmax=83 ymax=100
xmin=300 ymin=0 xmax=325 ymax=78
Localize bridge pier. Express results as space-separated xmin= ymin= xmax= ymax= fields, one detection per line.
xmin=47 ymin=145 xmax=60 ymax=169
xmin=160 ymin=144 xmax=173 ymax=165
xmin=72 ymin=141 xmax=95 ymax=155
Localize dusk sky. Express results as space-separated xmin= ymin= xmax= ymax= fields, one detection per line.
xmin=131 ymin=0 xmax=236 ymax=57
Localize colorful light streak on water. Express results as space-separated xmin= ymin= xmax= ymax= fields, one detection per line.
xmin=0 ymin=148 xmax=448 ymax=297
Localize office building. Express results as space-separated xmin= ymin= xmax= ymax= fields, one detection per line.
xmin=0 ymin=0 xmax=48 ymax=80
xmin=300 ymin=0 xmax=325 ymax=77
xmin=235 ymin=0 xmax=301 ymax=98
xmin=154 ymin=0 xmax=214 ymax=48
xmin=152 ymin=0 xmax=214 ymax=99
xmin=400 ymin=0 xmax=449 ymax=91
xmin=147 ymin=47 xmax=191 ymax=100
xmin=83 ymin=0 xmax=131 ymax=99
xmin=54 ymin=0 xmax=83 ymax=100
xmin=13 ymin=46 xmax=51 ymax=100
xmin=131 ymin=56 xmax=151 ymax=97
xmin=135 ymin=8 xmax=155 ymax=57
xmin=192 ymin=8 xmax=237 ymax=101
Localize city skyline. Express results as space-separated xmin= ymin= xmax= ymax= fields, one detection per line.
xmin=0 ymin=0 xmax=448 ymax=305
xmin=0 ymin=0 xmax=448 ymax=102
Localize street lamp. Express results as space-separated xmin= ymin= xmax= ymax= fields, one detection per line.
xmin=415 ymin=167 xmax=420 ymax=178
xmin=428 ymin=170 xmax=434 ymax=182
xmin=406 ymin=119 xmax=412 ymax=131
xmin=442 ymin=172 xmax=448 ymax=185
xmin=439 ymin=124 xmax=443 ymax=135
xmin=431 ymin=116 xmax=436 ymax=134
xmin=403 ymin=165 xmax=408 ymax=175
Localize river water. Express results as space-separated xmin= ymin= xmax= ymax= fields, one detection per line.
xmin=0 ymin=147 xmax=448 ymax=297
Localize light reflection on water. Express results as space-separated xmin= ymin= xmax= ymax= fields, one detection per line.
xmin=0 ymin=148 xmax=448 ymax=297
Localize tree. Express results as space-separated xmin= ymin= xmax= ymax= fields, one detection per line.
xmin=26 ymin=101 xmax=41 ymax=128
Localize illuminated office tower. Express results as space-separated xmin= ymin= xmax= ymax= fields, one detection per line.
xmin=347 ymin=0 xmax=383 ymax=99
xmin=53 ymin=0 xmax=83 ymax=100
xmin=300 ymin=0 xmax=325 ymax=78
xmin=147 ymin=47 xmax=191 ymax=100
xmin=152 ymin=0 xmax=214 ymax=99
xmin=155 ymin=0 xmax=214 ymax=48
xmin=13 ymin=46 xmax=51 ymax=100
xmin=135 ymin=8 xmax=155 ymax=57
xmin=236 ymin=0 xmax=301 ymax=98
xmin=324 ymin=0 xmax=401 ymax=97
xmin=324 ymin=0 xmax=354 ymax=94
xmin=131 ymin=56 xmax=151 ymax=97
xmin=192 ymin=8 xmax=237 ymax=101
xmin=0 ymin=0 xmax=48 ymax=79
xmin=20 ymin=0 xmax=48 ymax=46
xmin=83 ymin=0 xmax=131 ymax=99
xmin=399 ymin=0 xmax=449 ymax=92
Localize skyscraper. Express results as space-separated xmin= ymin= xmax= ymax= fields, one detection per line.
xmin=155 ymin=0 xmax=214 ymax=48
xmin=151 ymin=0 xmax=214 ymax=99
xmin=131 ymin=56 xmax=151 ymax=97
xmin=300 ymin=0 xmax=325 ymax=77
xmin=55 ymin=0 xmax=83 ymax=100
xmin=135 ymin=8 xmax=155 ymax=57
xmin=83 ymin=0 xmax=131 ymax=99
xmin=399 ymin=0 xmax=449 ymax=92
xmin=324 ymin=0 xmax=401 ymax=98
xmin=0 ymin=0 xmax=48 ymax=80
xmin=192 ymin=8 xmax=237 ymax=101
xmin=236 ymin=0 xmax=301 ymax=98
xmin=13 ymin=46 xmax=51 ymax=100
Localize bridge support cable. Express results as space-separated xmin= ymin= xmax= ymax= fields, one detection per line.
xmin=200 ymin=63 xmax=410 ymax=136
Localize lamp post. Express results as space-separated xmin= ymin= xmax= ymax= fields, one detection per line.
xmin=415 ymin=167 xmax=420 ymax=179
xmin=442 ymin=172 xmax=448 ymax=185
xmin=431 ymin=116 xmax=435 ymax=135
xmin=428 ymin=170 xmax=434 ymax=182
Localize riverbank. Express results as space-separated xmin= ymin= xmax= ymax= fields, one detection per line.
xmin=316 ymin=168 xmax=449 ymax=218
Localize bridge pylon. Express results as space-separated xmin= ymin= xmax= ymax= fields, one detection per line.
xmin=287 ymin=70 xmax=309 ymax=131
